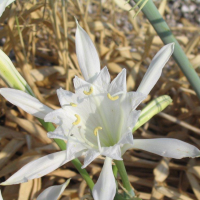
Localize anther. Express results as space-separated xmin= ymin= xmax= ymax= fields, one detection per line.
xmin=72 ymin=114 xmax=81 ymax=125
xmin=107 ymin=93 xmax=119 ymax=101
xmin=94 ymin=126 xmax=102 ymax=136
xmin=70 ymin=103 xmax=77 ymax=107
xmin=83 ymin=86 xmax=93 ymax=95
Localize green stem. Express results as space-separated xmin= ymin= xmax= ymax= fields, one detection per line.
xmin=131 ymin=0 xmax=200 ymax=99
xmin=114 ymin=160 xmax=134 ymax=197
xmin=38 ymin=119 xmax=94 ymax=190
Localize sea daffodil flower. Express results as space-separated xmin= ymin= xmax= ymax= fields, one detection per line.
xmin=0 ymin=21 xmax=200 ymax=200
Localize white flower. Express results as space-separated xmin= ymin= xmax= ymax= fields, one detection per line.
xmin=0 ymin=21 xmax=200 ymax=200
xmin=0 ymin=0 xmax=15 ymax=17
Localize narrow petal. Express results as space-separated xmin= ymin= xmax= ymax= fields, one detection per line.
xmin=93 ymin=66 xmax=110 ymax=92
xmin=133 ymin=138 xmax=200 ymax=159
xmin=137 ymin=43 xmax=174 ymax=95
xmin=0 ymin=88 xmax=52 ymax=119
xmin=108 ymin=68 xmax=126 ymax=96
xmin=73 ymin=76 xmax=92 ymax=97
xmin=66 ymin=138 xmax=87 ymax=160
xmin=57 ymin=88 xmax=77 ymax=108
xmin=82 ymin=149 xmax=100 ymax=169
xmin=101 ymin=145 xmax=122 ymax=160
xmin=92 ymin=157 xmax=116 ymax=200
xmin=47 ymin=126 xmax=68 ymax=141
xmin=75 ymin=20 xmax=100 ymax=82
xmin=0 ymin=150 xmax=83 ymax=185
xmin=37 ymin=179 xmax=70 ymax=200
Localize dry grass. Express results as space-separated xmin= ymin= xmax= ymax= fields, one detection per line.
xmin=0 ymin=0 xmax=200 ymax=199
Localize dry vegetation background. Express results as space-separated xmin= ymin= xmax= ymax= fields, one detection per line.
xmin=0 ymin=0 xmax=200 ymax=199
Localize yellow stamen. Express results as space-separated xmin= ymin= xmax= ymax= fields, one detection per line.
xmin=94 ymin=126 xmax=102 ymax=136
xmin=107 ymin=93 xmax=119 ymax=101
xmin=70 ymin=103 xmax=77 ymax=107
xmin=72 ymin=114 xmax=81 ymax=125
xmin=83 ymin=86 xmax=93 ymax=95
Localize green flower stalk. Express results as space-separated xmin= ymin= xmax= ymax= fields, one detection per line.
xmin=133 ymin=95 xmax=172 ymax=132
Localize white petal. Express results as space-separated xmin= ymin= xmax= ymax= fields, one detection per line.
xmin=118 ymin=131 xmax=134 ymax=146
xmin=108 ymin=68 xmax=126 ymax=96
xmin=137 ymin=43 xmax=174 ymax=95
xmin=82 ymin=149 xmax=100 ymax=168
xmin=0 ymin=88 xmax=52 ymax=119
xmin=0 ymin=190 xmax=3 ymax=200
xmin=92 ymin=157 xmax=116 ymax=200
xmin=66 ymin=138 xmax=87 ymax=159
xmin=57 ymin=88 xmax=77 ymax=108
xmin=47 ymin=126 xmax=68 ymax=141
xmin=133 ymin=138 xmax=200 ymax=158
xmin=101 ymin=145 xmax=122 ymax=160
xmin=118 ymin=132 xmax=135 ymax=156
xmin=93 ymin=66 xmax=110 ymax=92
xmin=0 ymin=150 xmax=83 ymax=185
xmin=73 ymin=76 xmax=92 ymax=97
xmin=126 ymin=92 xmax=147 ymax=110
xmin=127 ymin=110 xmax=141 ymax=130
xmin=75 ymin=20 xmax=100 ymax=82
xmin=37 ymin=179 xmax=70 ymax=200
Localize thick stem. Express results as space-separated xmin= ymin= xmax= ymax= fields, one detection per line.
xmin=114 ymin=160 xmax=135 ymax=197
xmin=38 ymin=119 xmax=94 ymax=190
xmin=131 ymin=0 xmax=200 ymax=99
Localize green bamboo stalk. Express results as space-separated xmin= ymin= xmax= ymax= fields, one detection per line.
xmin=131 ymin=0 xmax=200 ymax=99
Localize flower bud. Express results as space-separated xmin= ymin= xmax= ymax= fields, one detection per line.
xmin=0 ymin=49 xmax=34 ymax=95
xmin=133 ymin=95 xmax=172 ymax=132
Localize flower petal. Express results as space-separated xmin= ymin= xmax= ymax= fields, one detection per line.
xmin=101 ymin=145 xmax=122 ymax=160
xmin=137 ymin=43 xmax=174 ymax=95
xmin=92 ymin=157 xmax=116 ymax=200
xmin=0 ymin=150 xmax=83 ymax=185
xmin=73 ymin=76 xmax=92 ymax=97
xmin=0 ymin=88 xmax=52 ymax=119
xmin=75 ymin=20 xmax=100 ymax=82
xmin=57 ymin=88 xmax=77 ymax=108
xmin=108 ymin=68 xmax=127 ymax=96
xmin=93 ymin=66 xmax=110 ymax=93
xmin=66 ymin=138 xmax=87 ymax=159
xmin=37 ymin=179 xmax=70 ymax=200
xmin=82 ymin=149 xmax=100 ymax=168
xmin=133 ymin=138 xmax=200 ymax=158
